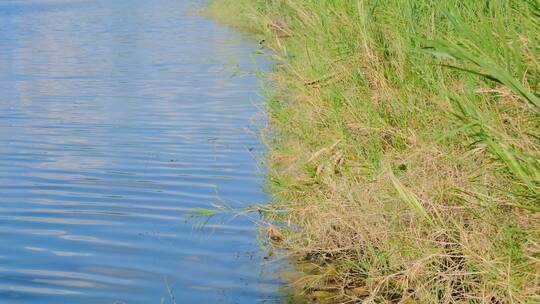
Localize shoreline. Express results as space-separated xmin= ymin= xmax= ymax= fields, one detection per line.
xmin=206 ymin=1 xmax=540 ymax=303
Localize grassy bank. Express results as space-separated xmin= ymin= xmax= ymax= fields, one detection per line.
xmin=206 ymin=1 xmax=539 ymax=302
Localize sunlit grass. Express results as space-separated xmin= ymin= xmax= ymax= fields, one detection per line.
xmin=206 ymin=0 xmax=540 ymax=302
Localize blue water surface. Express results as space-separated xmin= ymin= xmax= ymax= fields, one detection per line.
xmin=0 ymin=0 xmax=279 ymax=303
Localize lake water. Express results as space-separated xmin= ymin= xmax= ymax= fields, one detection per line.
xmin=0 ymin=0 xmax=279 ymax=303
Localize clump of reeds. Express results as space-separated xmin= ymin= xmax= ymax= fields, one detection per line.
xmin=207 ymin=0 xmax=540 ymax=302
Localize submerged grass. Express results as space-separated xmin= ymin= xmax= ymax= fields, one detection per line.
xmin=206 ymin=0 xmax=540 ymax=302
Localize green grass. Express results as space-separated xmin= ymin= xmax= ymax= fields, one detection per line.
xmin=205 ymin=0 xmax=540 ymax=302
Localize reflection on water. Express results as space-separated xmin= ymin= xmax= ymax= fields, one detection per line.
xmin=0 ymin=0 xmax=279 ymax=303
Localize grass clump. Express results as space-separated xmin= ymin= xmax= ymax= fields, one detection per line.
xmin=206 ymin=0 xmax=540 ymax=302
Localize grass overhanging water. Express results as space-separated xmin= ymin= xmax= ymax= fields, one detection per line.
xmin=205 ymin=0 xmax=539 ymax=302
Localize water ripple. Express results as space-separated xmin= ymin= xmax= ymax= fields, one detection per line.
xmin=0 ymin=0 xmax=278 ymax=303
